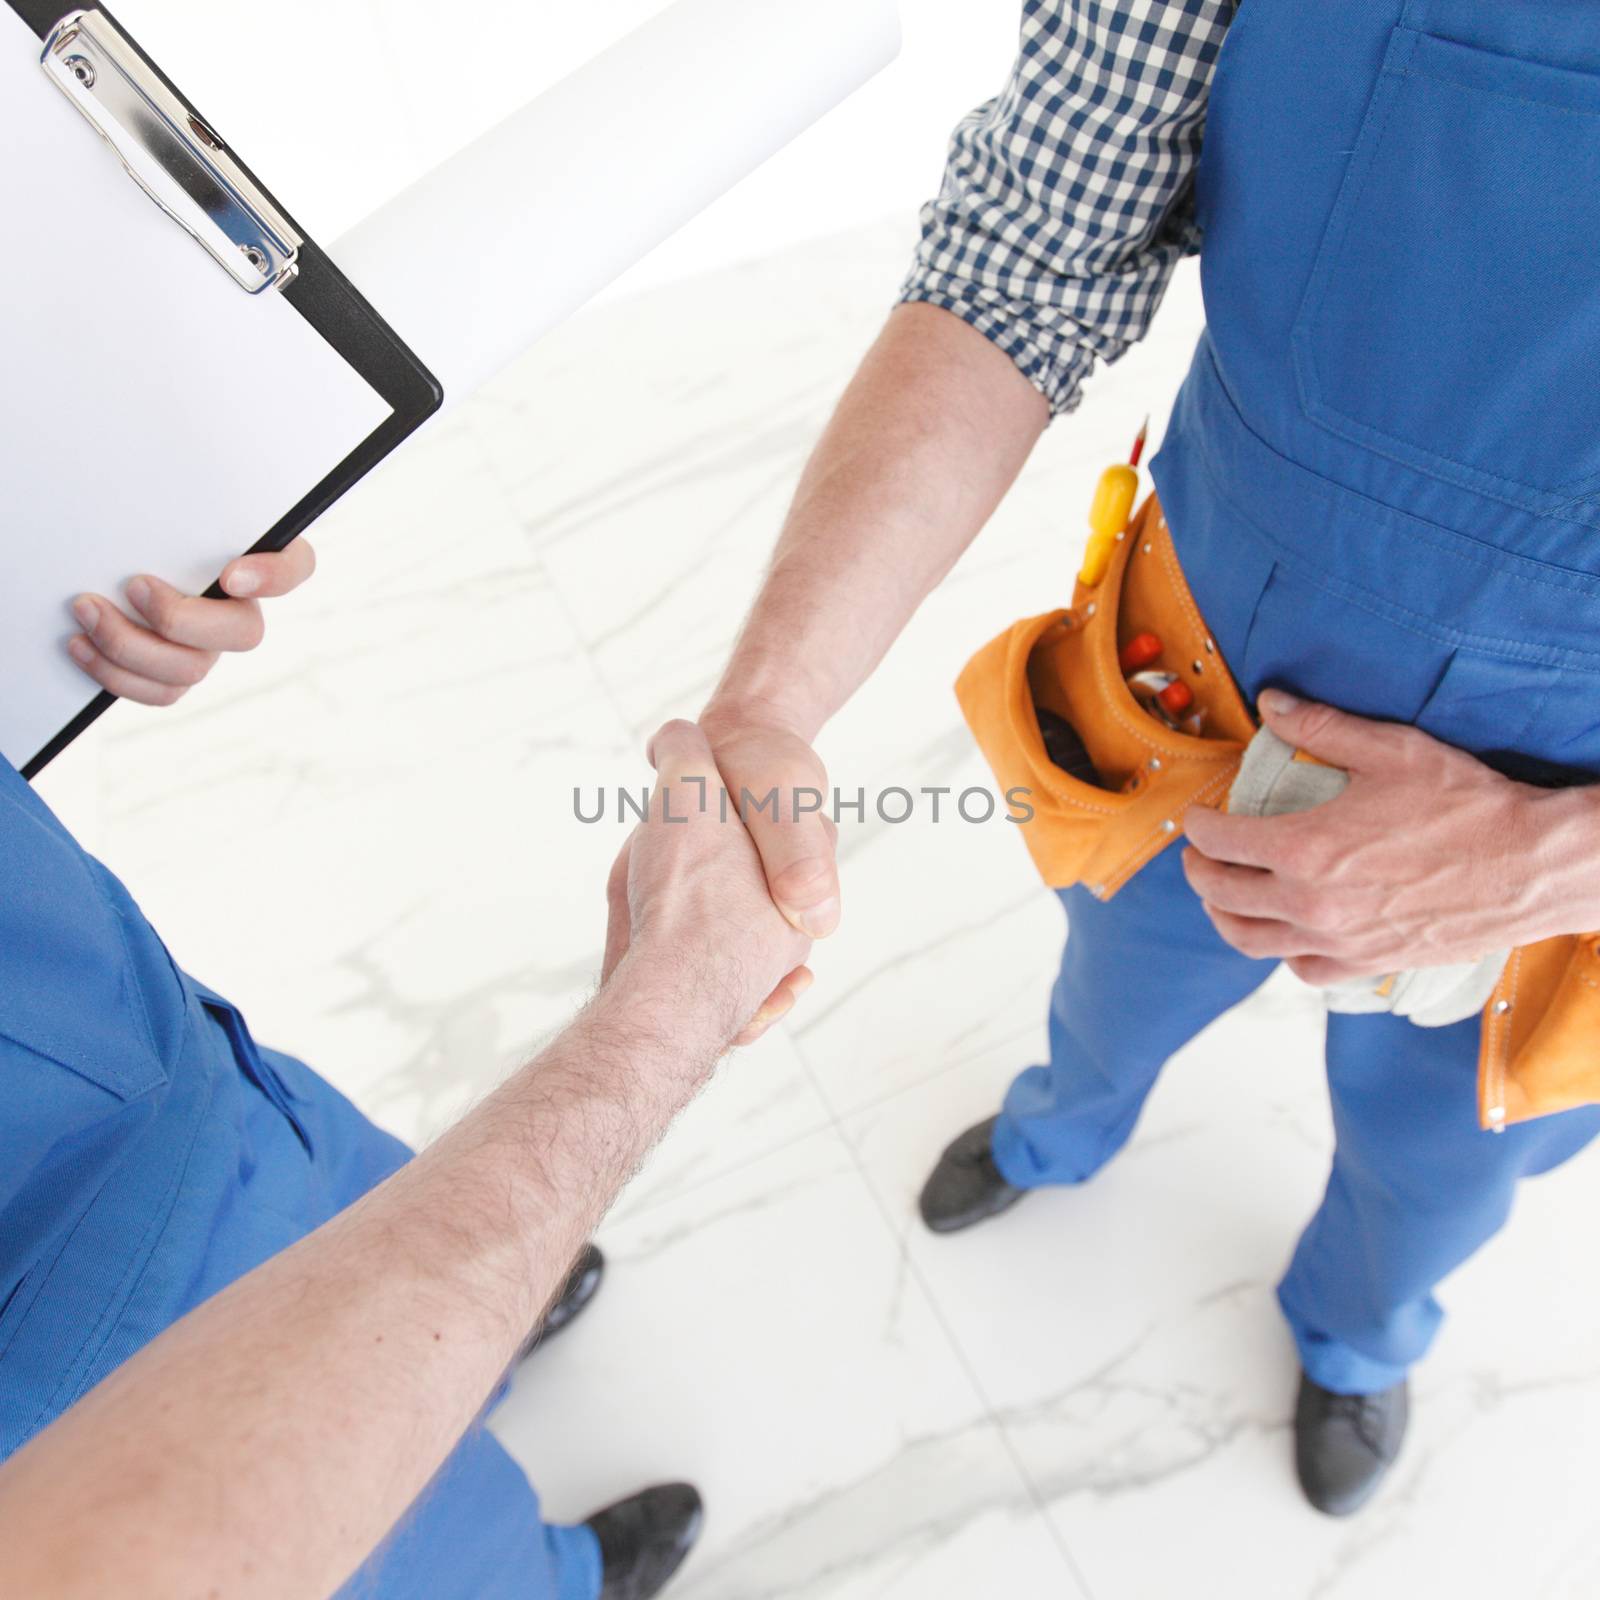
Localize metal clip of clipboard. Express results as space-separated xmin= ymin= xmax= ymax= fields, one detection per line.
xmin=40 ymin=8 xmax=301 ymax=293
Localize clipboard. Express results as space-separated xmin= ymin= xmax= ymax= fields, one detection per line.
xmin=1 ymin=1 xmax=442 ymax=778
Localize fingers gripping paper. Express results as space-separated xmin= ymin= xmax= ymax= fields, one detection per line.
xmin=332 ymin=0 xmax=903 ymax=400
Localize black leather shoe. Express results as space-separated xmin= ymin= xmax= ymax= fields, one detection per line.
xmin=1294 ymin=1370 xmax=1408 ymax=1516
xmin=519 ymin=1243 xmax=605 ymax=1360
xmin=919 ymin=1116 xmax=1027 ymax=1234
xmin=587 ymin=1482 xmax=703 ymax=1600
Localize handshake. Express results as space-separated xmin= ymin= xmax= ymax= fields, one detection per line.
xmin=59 ymin=542 xmax=838 ymax=1058
xmin=602 ymin=708 xmax=839 ymax=1058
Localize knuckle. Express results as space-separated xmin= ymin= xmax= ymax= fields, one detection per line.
xmin=1276 ymin=883 xmax=1310 ymax=925
xmin=1276 ymin=829 xmax=1322 ymax=879
xmin=94 ymin=629 xmax=135 ymax=670
xmin=233 ymin=607 xmax=266 ymax=651
xmin=1268 ymin=827 xmax=1304 ymax=869
xmin=144 ymin=587 xmax=180 ymax=634
xmin=1286 ymin=883 xmax=1328 ymax=929
xmin=84 ymin=604 xmax=121 ymax=647
xmin=179 ymin=652 xmax=216 ymax=687
xmin=1296 ymin=703 xmax=1341 ymax=745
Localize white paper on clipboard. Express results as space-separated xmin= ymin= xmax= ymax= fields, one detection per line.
xmin=0 ymin=3 xmax=390 ymax=772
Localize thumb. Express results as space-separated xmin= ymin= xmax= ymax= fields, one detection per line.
xmin=751 ymin=807 xmax=840 ymax=940
xmin=724 ymin=774 xmax=839 ymax=939
xmin=1256 ymin=688 xmax=1409 ymax=773
xmin=711 ymin=729 xmax=841 ymax=939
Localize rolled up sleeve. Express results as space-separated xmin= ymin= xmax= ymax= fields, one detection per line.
xmin=900 ymin=0 xmax=1235 ymax=416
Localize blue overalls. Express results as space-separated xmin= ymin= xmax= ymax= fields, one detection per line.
xmin=992 ymin=0 xmax=1600 ymax=1395
xmin=0 ymin=758 xmax=602 ymax=1598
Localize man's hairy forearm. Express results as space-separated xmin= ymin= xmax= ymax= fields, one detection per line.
xmin=0 ymin=956 xmax=720 ymax=1600
xmin=704 ymin=303 xmax=1049 ymax=742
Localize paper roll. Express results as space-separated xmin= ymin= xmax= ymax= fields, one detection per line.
xmin=332 ymin=0 xmax=902 ymax=400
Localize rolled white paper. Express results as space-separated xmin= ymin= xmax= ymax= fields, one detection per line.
xmin=332 ymin=0 xmax=902 ymax=401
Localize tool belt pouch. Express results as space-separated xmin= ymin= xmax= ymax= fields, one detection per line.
xmin=1479 ymin=933 xmax=1600 ymax=1130
xmin=955 ymin=499 xmax=1256 ymax=900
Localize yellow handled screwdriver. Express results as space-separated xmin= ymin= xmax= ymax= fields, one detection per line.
xmin=1078 ymin=418 xmax=1148 ymax=587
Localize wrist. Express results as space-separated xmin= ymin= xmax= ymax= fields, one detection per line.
xmin=1521 ymin=783 xmax=1600 ymax=935
xmin=701 ymin=684 xmax=824 ymax=747
xmin=592 ymin=947 xmax=740 ymax=1079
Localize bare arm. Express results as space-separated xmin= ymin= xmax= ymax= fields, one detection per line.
xmin=699 ymin=2 xmax=1224 ymax=938
xmin=0 ymin=723 xmax=809 ymax=1600
xmin=707 ymin=302 xmax=1048 ymax=745
xmin=701 ymin=303 xmax=1048 ymax=933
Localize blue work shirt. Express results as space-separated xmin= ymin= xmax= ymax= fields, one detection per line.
xmin=0 ymin=755 xmax=399 ymax=1455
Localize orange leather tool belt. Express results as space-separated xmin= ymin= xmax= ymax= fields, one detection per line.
xmin=955 ymin=495 xmax=1598 ymax=1132
xmin=956 ymin=497 xmax=1257 ymax=899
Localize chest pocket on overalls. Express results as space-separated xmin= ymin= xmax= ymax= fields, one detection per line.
xmin=1292 ymin=23 xmax=1600 ymax=524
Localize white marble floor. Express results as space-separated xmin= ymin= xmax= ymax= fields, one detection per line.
xmin=34 ymin=218 xmax=1600 ymax=1600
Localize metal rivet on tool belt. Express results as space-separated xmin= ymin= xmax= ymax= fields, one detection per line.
xmin=1143 ymin=543 xmax=1153 ymax=554
xmin=1492 ymin=999 xmax=1512 ymax=1015
xmin=1192 ymin=659 xmax=1203 ymax=673
xmin=1204 ymin=639 xmax=1215 ymax=654
xmin=1085 ymin=602 xmax=1097 ymax=616
xmin=1161 ymin=819 xmax=1176 ymax=833
xmin=1149 ymin=757 xmax=1162 ymax=770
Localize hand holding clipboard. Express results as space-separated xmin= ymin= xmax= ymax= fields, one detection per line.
xmin=1 ymin=0 xmax=901 ymax=777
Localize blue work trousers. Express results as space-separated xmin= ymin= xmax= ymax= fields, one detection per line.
xmin=993 ymin=545 xmax=1600 ymax=1395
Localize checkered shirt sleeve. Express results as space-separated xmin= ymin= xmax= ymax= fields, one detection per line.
xmin=900 ymin=0 xmax=1236 ymax=416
